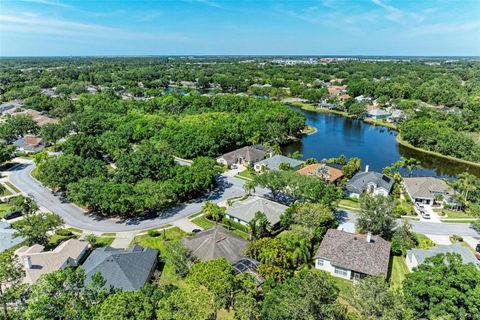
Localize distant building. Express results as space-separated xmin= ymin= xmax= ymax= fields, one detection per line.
xmin=17 ymin=109 xmax=58 ymax=127
xmin=345 ymin=169 xmax=394 ymax=198
xmin=216 ymin=145 xmax=272 ymax=168
xmin=0 ymin=100 xmax=23 ymax=114
xmin=403 ymin=177 xmax=456 ymax=206
xmin=15 ymin=239 xmax=88 ymax=284
xmin=13 ymin=135 xmax=44 ymax=153
xmin=225 ymin=196 xmax=287 ymax=226
xmin=82 ymin=245 xmax=158 ymax=291
xmin=296 ymin=163 xmax=344 ymax=183
xmin=314 ymin=229 xmax=391 ymax=281
xmin=406 ymin=244 xmax=480 ymax=271
xmin=254 ymin=155 xmax=304 ymax=172
xmin=339 ymin=93 xmax=351 ymax=101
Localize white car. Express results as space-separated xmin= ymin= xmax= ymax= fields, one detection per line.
xmin=421 ymin=211 xmax=431 ymax=219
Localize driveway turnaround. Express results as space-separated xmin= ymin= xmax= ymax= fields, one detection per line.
xmin=7 ymin=161 xmax=266 ymax=233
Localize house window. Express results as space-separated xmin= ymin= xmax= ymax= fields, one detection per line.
xmin=334 ymin=267 xmax=348 ymax=277
xmin=316 ymin=259 xmax=324 ymax=267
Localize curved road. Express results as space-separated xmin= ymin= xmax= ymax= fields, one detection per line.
xmin=8 ymin=162 xmax=264 ymax=232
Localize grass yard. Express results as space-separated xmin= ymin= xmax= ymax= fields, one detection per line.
xmin=236 ymin=169 xmax=255 ymax=181
xmin=192 ymin=216 xmax=216 ymax=229
xmin=437 ymin=209 xmax=475 ymax=219
xmin=0 ymin=203 xmax=15 ymax=218
xmin=67 ymin=227 xmax=83 ymax=234
xmin=338 ymin=199 xmax=360 ymax=209
xmin=132 ymin=227 xmax=187 ymax=254
xmin=363 ymin=118 xmax=398 ymax=130
xmin=95 ymin=237 xmax=115 ymax=247
xmin=188 ymin=211 xmax=203 ymax=219
xmin=441 ymin=219 xmax=477 ymax=223
xmin=4 ymin=181 xmax=20 ymax=193
xmin=101 ymin=232 xmax=116 ymax=237
xmin=415 ymin=233 xmax=435 ymax=249
xmin=389 ymin=255 xmax=409 ymax=289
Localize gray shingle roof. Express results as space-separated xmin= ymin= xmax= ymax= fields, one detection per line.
xmin=255 ymin=155 xmax=304 ymax=171
xmin=403 ymin=177 xmax=453 ymax=199
xmin=218 ymin=145 xmax=270 ymax=165
xmin=407 ymin=244 xmax=479 ymax=269
xmin=82 ymin=245 xmax=157 ymax=291
xmin=346 ymin=171 xmax=394 ymax=194
xmin=225 ymin=196 xmax=287 ymax=225
xmin=315 ymin=229 xmax=391 ymax=277
xmin=181 ymin=226 xmax=248 ymax=264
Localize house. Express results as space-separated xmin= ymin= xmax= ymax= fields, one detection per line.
xmin=13 ymin=135 xmax=44 ymax=153
xmin=15 ymin=239 xmax=88 ymax=284
xmin=254 ymin=155 xmax=304 ymax=172
xmin=387 ymin=108 xmax=405 ymax=123
xmin=354 ymin=95 xmax=372 ymax=103
xmin=216 ymin=145 xmax=271 ymax=168
xmin=17 ymin=109 xmax=59 ymax=127
xmin=182 ymin=226 xmax=248 ymax=264
xmin=0 ymin=221 xmax=25 ymax=253
xmin=82 ymin=245 xmax=158 ymax=291
xmin=345 ymin=169 xmax=394 ymax=198
xmin=406 ymin=244 xmax=479 ymax=271
xmin=339 ymin=93 xmax=351 ymax=101
xmin=0 ymin=100 xmax=23 ymax=114
xmin=85 ymin=85 xmax=98 ymax=94
xmin=296 ymin=163 xmax=344 ymax=183
xmin=40 ymin=88 xmax=58 ymax=97
xmin=314 ymin=229 xmax=391 ymax=281
xmin=366 ymin=108 xmax=391 ymax=120
xmin=224 ymin=196 xmax=287 ymax=226
xmin=403 ymin=177 xmax=455 ymax=206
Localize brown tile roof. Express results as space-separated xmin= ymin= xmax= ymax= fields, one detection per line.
xmin=315 ymin=229 xmax=391 ymax=277
xmin=18 ymin=109 xmax=59 ymax=127
xmin=296 ymin=163 xmax=344 ymax=183
xmin=24 ymin=135 xmax=42 ymax=146
xmin=339 ymin=93 xmax=351 ymax=101
xmin=217 ymin=145 xmax=270 ymax=166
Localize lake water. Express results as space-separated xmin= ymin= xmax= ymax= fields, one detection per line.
xmin=282 ymin=106 xmax=480 ymax=179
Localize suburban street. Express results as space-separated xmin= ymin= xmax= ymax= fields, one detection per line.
xmin=6 ymin=160 xmax=480 ymax=237
xmin=7 ymin=161 xmax=267 ymax=232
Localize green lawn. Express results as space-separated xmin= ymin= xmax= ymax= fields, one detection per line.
xmin=338 ymin=199 xmax=360 ymax=209
xmin=389 ymin=255 xmax=409 ymax=289
xmin=0 ymin=203 xmax=15 ymax=218
xmin=192 ymin=216 xmax=216 ymax=229
xmin=437 ymin=209 xmax=475 ymax=219
xmin=67 ymin=227 xmax=83 ymax=234
xmin=236 ymin=169 xmax=255 ymax=181
xmin=415 ymin=233 xmax=435 ymax=249
xmin=188 ymin=211 xmax=203 ymax=219
xmin=4 ymin=181 xmax=20 ymax=193
xmin=101 ymin=232 xmax=116 ymax=237
xmin=132 ymin=227 xmax=187 ymax=253
xmin=95 ymin=237 xmax=115 ymax=247
xmin=441 ymin=219 xmax=477 ymax=223
xmin=132 ymin=227 xmax=188 ymax=286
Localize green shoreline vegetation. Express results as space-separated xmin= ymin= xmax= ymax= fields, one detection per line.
xmin=290 ymin=101 xmax=480 ymax=168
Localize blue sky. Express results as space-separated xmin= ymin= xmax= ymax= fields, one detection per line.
xmin=1 ymin=0 xmax=479 ymax=56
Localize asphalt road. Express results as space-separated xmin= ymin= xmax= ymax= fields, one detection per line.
xmin=8 ymin=161 xmax=479 ymax=237
xmin=8 ymin=162 xmax=266 ymax=232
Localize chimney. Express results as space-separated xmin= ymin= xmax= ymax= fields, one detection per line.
xmin=366 ymin=232 xmax=372 ymax=243
xmin=23 ymin=256 xmax=32 ymax=269
xmin=365 ymin=165 xmax=369 ymax=173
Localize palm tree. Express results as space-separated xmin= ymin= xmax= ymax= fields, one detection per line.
xmin=202 ymin=201 xmax=225 ymax=224
xmin=248 ymin=211 xmax=271 ymax=239
xmin=243 ymin=180 xmax=256 ymax=196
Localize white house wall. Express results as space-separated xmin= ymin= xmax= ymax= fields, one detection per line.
xmin=315 ymin=258 xmax=351 ymax=281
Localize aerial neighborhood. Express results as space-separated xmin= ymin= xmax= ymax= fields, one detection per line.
xmin=0 ymin=55 xmax=479 ymax=319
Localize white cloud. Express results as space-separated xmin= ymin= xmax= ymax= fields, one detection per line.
xmin=0 ymin=13 xmax=189 ymax=42
xmin=20 ymin=0 xmax=73 ymax=9
xmin=371 ymin=0 xmax=423 ymax=23
xmin=183 ymin=0 xmax=222 ymax=9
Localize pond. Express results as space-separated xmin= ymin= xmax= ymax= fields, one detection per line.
xmin=282 ymin=106 xmax=480 ymax=179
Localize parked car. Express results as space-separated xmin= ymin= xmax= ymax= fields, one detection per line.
xmin=421 ymin=210 xmax=430 ymax=219
xmin=4 ymin=210 xmax=22 ymax=220
xmin=476 ymin=243 xmax=480 ymax=253
xmin=231 ymin=164 xmax=238 ymax=169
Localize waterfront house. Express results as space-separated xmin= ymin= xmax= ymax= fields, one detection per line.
xmin=403 ymin=176 xmax=455 ymax=206
xmin=314 ymin=229 xmax=391 ymax=281
xmin=406 ymin=243 xmax=479 ymax=271
xmin=224 ymin=196 xmax=287 ymax=227
xmin=296 ymin=163 xmax=344 ymax=184
xmin=366 ymin=108 xmax=391 ymax=120
xmin=15 ymin=239 xmax=88 ymax=284
xmin=254 ymin=155 xmax=304 ymax=172
xmin=216 ymin=145 xmax=271 ymax=168
xmin=345 ymin=169 xmax=394 ymax=198
xmin=82 ymin=245 xmax=158 ymax=291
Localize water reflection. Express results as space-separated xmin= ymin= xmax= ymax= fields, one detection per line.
xmin=283 ymin=106 xmax=480 ymax=179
